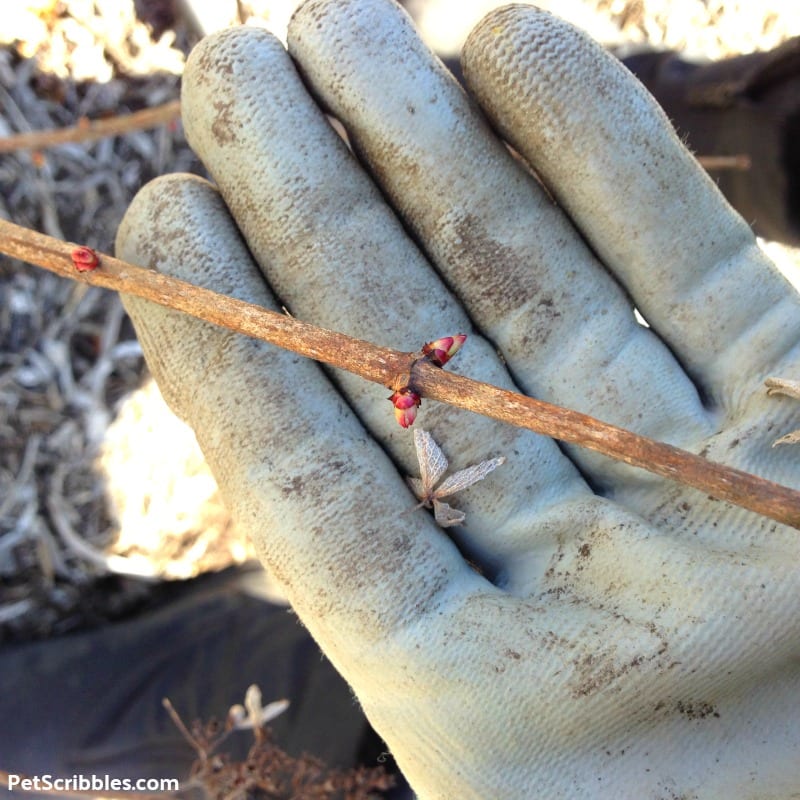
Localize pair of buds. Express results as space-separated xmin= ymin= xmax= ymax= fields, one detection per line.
xmin=388 ymin=334 xmax=467 ymax=428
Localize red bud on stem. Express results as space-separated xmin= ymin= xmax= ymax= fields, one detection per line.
xmin=389 ymin=387 xmax=422 ymax=428
xmin=71 ymin=246 xmax=100 ymax=272
xmin=422 ymin=334 xmax=467 ymax=367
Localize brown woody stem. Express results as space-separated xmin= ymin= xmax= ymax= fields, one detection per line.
xmin=0 ymin=100 xmax=181 ymax=153
xmin=2 ymin=217 xmax=799 ymax=529
xmin=696 ymin=154 xmax=751 ymax=171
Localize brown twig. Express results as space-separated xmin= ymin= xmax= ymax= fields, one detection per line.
xmin=2 ymin=218 xmax=800 ymax=529
xmin=696 ymin=153 xmax=751 ymax=171
xmin=0 ymin=100 xmax=181 ymax=153
xmin=162 ymin=698 xmax=205 ymax=758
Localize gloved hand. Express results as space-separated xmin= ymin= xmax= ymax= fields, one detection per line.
xmin=115 ymin=1 xmax=800 ymax=797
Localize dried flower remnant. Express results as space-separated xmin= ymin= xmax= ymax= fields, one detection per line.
xmin=163 ymin=686 xmax=393 ymax=798
xmin=422 ymin=333 xmax=467 ymax=367
xmin=70 ymin=245 xmax=99 ymax=272
xmin=228 ymin=684 xmax=289 ymax=732
xmin=408 ymin=428 xmax=506 ymax=527
xmin=765 ymin=377 xmax=800 ymax=445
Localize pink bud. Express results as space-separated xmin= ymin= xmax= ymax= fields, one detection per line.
xmin=422 ymin=334 xmax=467 ymax=367
xmin=71 ymin=246 xmax=99 ymax=272
xmin=389 ymin=387 xmax=421 ymax=428
xmin=394 ymin=404 xmax=418 ymax=428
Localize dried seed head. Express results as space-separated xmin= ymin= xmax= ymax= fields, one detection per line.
xmin=227 ymin=684 xmax=289 ymax=730
xmin=422 ymin=334 xmax=467 ymax=367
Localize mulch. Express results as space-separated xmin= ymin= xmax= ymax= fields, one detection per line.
xmin=0 ymin=0 xmax=249 ymax=643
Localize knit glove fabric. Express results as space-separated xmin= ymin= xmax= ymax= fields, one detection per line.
xmin=116 ymin=1 xmax=800 ymax=796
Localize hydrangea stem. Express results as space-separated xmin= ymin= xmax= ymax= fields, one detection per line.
xmin=2 ymin=217 xmax=799 ymax=530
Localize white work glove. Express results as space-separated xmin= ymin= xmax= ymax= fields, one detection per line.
xmin=115 ymin=1 xmax=800 ymax=797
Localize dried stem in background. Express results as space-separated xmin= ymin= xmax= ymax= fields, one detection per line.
xmin=0 ymin=100 xmax=751 ymax=173
xmin=0 ymin=100 xmax=181 ymax=153
xmin=696 ymin=154 xmax=752 ymax=171
xmin=2 ymin=217 xmax=799 ymax=530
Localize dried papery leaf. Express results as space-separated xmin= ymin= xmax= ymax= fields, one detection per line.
xmin=409 ymin=428 xmax=505 ymax=528
xmin=414 ymin=427 xmax=449 ymax=490
xmin=773 ymin=431 xmax=800 ymax=447
xmin=765 ymin=377 xmax=800 ymax=399
xmin=435 ymin=457 xmax=507 ymax=497
xmin=765 ymin=377 xmax=800 ymax=446
xmin=407 ymin=477 xmax=425 ymax=498
xmin=432 ymin=500 xmax=466 ymax=528
xmin=244 ymin=683 xmax=263 ymax=723
xmin=166 ymin=692 xmax=393 ymax=799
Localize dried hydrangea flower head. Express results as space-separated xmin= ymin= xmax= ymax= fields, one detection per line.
xmin=407 ymin=428 xmax=506 ymax=527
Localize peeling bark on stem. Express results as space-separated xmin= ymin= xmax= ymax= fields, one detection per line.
xmin=2 ymin=217 xmax=800 ymax=530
